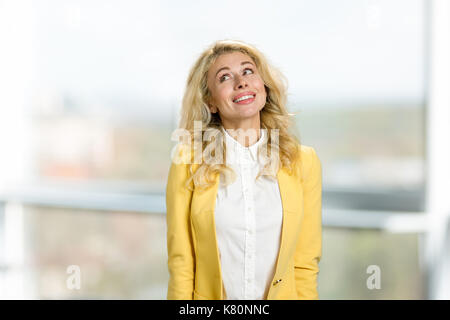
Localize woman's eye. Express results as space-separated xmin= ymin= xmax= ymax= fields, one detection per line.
xmin=219 ymin=69 xmax=253 ymax=82
xmin=220 ymin=74 xmax=230 ymax=82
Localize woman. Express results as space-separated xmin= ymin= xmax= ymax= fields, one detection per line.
xmin=166 ymin=39 xmax=322 ymax=300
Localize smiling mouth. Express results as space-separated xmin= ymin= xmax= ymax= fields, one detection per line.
xmin=233 ymin=94 xmax=256 ymax=103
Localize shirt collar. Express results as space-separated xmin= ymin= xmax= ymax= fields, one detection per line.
xmin=221 ymin=126 xmax=266 ymax=162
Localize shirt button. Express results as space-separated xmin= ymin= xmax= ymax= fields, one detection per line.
xmin=273 ymin=279 xmax=282 ymax=286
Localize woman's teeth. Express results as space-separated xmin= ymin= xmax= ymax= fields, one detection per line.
xmin=234 ymin=95 xmax=254 ymax=103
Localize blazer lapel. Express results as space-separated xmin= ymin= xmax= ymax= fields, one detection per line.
xmin=273 ymin=166 xmax=304 ymax=278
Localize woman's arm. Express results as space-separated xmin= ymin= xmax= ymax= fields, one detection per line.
xmin=166 ymin=149 xmax=195 ymax=300
xmin=294 ymin=146 xmax=323 ymax=299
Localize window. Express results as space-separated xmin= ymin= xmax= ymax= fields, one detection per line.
xmin=1 ymin=0 xmax=446 ymax=300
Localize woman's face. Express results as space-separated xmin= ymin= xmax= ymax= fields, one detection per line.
xmin=206 ymin=51 xmax=267 ymax=127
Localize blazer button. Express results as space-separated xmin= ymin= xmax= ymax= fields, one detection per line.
xmin=273 ymin=279 xmax=282 ymax=286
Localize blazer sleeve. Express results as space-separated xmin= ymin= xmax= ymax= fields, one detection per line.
xmin=294 ymin=146 xmax=323 ymax=300
xmin=166 ymin=147 xmax=195 ymax=300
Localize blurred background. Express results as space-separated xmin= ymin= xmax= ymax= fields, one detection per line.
xmin=0 ymin=0 xmax=449 ymax=299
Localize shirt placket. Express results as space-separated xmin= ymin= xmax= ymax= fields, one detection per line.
xmin=240 ymin=147 xmax=256 ymax=300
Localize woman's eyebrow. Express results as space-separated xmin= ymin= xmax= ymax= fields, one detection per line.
xmin=215 ymin=61 xmax=255 ymax=77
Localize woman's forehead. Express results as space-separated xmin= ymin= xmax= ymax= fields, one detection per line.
xmin=207 ymin=51 xmax=255 ymax=81
xmin=211 ymin=51 xmax=253 ymax=69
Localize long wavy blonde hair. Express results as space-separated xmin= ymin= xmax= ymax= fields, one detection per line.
xmin=175 ymin=39 xmax=302 ymax=190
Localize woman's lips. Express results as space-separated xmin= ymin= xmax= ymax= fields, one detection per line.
xmin=233 ymin=96 xmax=256 ymax=105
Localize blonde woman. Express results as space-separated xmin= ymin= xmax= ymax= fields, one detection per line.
xmin=166 ymin=39 xmax=322 ymax=300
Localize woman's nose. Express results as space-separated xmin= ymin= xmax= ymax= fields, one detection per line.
xmin=235 ymin=76 xmax=248 ymax=89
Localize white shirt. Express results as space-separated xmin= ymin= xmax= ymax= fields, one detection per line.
xmin=214 ymin=126 xmax=283 ymax=300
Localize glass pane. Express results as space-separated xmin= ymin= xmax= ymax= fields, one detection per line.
xmin=24 ymin=206 xmax=168 ymax=299
xmin=318 ymin=227 xmax=426 ymax=299
xmin=28 ymin=0 xmax=179 ymax=187
xmin=290 ymin=0 xmax=425 ymax=192
xmin=3 ymin=207 xmax=427 ymax=299
xmin=1 ymin=0 xmax=425 ymax=196
xmin=18 ymin=0 xmax=423 ymax=185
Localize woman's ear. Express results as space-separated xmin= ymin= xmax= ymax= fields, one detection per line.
xmin=206 ymin=100 xmax=217 ymax=113
xmin=210 ymin=105 xmax=218 ymax=113
xmin=205 ymin=94 xmax=218 ymax=113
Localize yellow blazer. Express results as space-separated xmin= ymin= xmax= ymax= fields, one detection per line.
xmin=165 ymin=143 xmax=322 ymax=300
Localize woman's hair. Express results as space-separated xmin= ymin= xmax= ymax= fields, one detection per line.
xmin=175 ymin=39 xmax=301 ymax=190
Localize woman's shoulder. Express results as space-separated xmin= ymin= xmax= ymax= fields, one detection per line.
xmin=298 ymin=143 xmax=316 ymax=155
xmin=295 ymin=143 xmax=321 ymax=182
